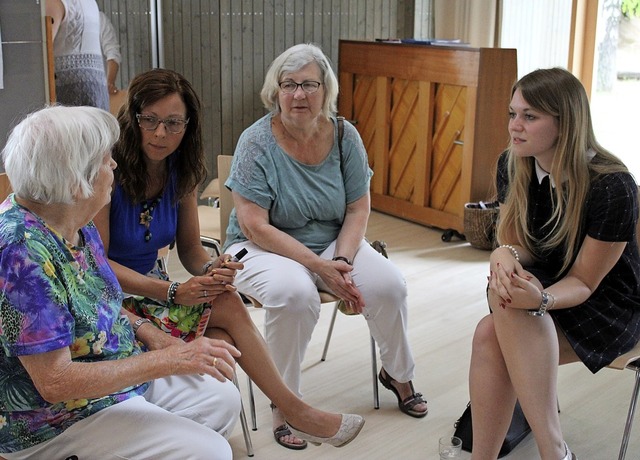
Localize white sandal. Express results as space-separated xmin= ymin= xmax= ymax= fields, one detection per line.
xmin=562 ymin=441 xmax=577 ymax=460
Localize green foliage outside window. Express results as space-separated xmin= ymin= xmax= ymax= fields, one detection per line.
xmin=622 ymin=0 xmax=640 ymax=17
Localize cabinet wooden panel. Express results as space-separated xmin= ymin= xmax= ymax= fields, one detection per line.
xmin=338 ymin=40 xmax=517 ymax=233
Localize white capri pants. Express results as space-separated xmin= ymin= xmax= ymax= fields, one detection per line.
xmin=228 ymin=239 xmax=416 ymax=397
xmin=3 ymin=374 xmax=241 ymax=460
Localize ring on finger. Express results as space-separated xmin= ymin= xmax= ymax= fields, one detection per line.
xmin=203 ymin=290 xmax=208 ymax=297
xmin=213 ymin=357 xmax=218 ymax=367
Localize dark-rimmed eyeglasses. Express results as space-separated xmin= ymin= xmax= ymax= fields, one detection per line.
xmin=136 ymin=114 xmax=189 ymax=134
xmin=278 ymin=80 xmax=322 ymax=94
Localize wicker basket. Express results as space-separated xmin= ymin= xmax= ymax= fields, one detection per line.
xmin=463 ymin=202 xmax=499 ymax=250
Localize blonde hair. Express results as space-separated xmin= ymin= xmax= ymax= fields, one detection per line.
xmin=497 ymin=68 xmax=628 ymax=274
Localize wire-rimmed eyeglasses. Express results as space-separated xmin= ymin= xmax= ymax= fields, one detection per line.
xmin=278 ymin=80 xmax=322 ymax=94
xmin=136 ymin=114 xmax=190 ymax=134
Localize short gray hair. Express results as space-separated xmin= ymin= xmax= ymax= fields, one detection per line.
xmin=261 ymin=43 xmax=339 ymax=119
xmin=2 ymin=105 xmax=119 ymax=204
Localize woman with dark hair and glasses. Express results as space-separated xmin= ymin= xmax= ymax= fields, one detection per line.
xmin=223 ymin=43 xmax=428 ymax=450
xmin=94 ymin=68 xmax=364 ymax=453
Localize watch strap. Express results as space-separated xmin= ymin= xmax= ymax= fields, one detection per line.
xmin=132 ymin=317 xmax=152 ymax=335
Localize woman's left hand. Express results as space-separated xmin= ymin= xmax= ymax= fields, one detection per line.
xmin=491 ymin=263 xmax=544 ymax=310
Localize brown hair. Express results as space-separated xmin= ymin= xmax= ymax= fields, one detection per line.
xmin=114 ymin=68 xmax=206 ymax=203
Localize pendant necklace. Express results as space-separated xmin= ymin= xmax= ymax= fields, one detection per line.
xmin=139 ymin=197 xmax=161 ymax=242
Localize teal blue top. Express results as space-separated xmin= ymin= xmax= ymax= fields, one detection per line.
xmin=224 ymin=114 xmax=372 ymax=254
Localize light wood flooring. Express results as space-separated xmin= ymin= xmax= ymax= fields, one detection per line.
xmin=169 ymin=211 xmax=640 ymax=460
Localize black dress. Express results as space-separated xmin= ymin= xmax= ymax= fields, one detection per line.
xmin=497 ymin=152 xmax=640 ymax=373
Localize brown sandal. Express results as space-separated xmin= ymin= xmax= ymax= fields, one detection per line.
xmin=378 ymin=369 xmax=428 ymax=418
xmin=270 ymin=403 xmax=308 ymax=450
xmin=273 ymin=424 xmax=308 ymax=450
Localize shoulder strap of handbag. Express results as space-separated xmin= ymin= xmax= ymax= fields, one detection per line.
xmin=337 ymin=115 xmax=347 ymax=218
xmin=337 ymin=115 xmax=345 ymax=178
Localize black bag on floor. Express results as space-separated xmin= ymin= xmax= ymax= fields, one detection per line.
xmin=453 ymin=400 xmax=531 ymax=458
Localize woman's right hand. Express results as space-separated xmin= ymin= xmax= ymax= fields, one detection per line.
xmin=164 ymin=337 xmax=241 ymax=382
xmin=173 ymin=271 xmax=237 ymax=306
xmin=317 ymin=259 xmax=365 ymax=313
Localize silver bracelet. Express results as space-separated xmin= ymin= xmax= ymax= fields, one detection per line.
xmin=529 ymin=291 xmax=551 ymax=317
xmin=498 ymin=244 xmax=520 ymax=262
xmin=201 ymin=260 xmax=215 ymax=275
xmin=546 ymin=292 xmax=556 ymax=311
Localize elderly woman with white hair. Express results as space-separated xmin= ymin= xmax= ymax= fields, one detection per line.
xmin=0 ymin=105 xmax=242 ymax=459
xmin=223 ymin=43 xmax=428 ymax=450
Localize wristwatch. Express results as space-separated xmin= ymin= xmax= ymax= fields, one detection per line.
xmin=132 ymin=317 xmax=152 ymax=335
xmin=528 ymin=291 xmax=550 ymax=317
xmin=332 ymin=256 xmax=352 ymax=265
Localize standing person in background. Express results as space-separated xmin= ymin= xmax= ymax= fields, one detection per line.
xmin=223 ymin=43 xmax=428 ymax=449
xmin=99 ymin=11 xmax=121 ymax=96
xmin=46 ymin=0 xmax=109 ymax=110
xmin=469 ymin=67 xmax=640 ymax=460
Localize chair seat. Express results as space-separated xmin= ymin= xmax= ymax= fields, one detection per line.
xmin=246 ymin=290 xmax=340 ymax=308
xmin=319 ymin=291 xmax=340 ymax=303
xmin=608 ymin=341 xmax=640 ymax=370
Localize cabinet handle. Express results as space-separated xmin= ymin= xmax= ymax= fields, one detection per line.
xmin=453 ymin=140 xmax=464 ymax=145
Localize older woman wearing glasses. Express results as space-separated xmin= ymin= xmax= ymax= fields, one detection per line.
xmin=223 ymin=43 xmax=429 ymax=450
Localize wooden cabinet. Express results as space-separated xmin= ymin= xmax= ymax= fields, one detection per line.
xmin=337 ymin=40 xmax=517 ymax=233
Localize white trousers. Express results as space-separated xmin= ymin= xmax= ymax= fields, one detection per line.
xmin=3 ymin=374 xmax=241 ymax=460
xmin=228 ymin=239 xmax=416 ymax=397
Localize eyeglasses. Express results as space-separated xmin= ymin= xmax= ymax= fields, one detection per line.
xmin=278 ymin=80 xmax=322 ymax=94
xmin=136 ymin=114 xmax=189 ymax=134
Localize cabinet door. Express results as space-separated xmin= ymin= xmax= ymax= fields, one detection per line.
xmin=430 ymin=84 xmax=466 ymax=216
xmin=349 ymin=73 xmax=467 ymax=227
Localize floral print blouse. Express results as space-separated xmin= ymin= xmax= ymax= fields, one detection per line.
xmin=0 ymin=195 xmax=148 ymax=453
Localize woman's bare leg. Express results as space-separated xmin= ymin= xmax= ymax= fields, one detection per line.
xmin=205 ymin=291 xmax=342 ymax=438
xmin=469 ymin=314 xmax=517 ymax=459
xmin=470 ymin=288 xmax=568 ymax=460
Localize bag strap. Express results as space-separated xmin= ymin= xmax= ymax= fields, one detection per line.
xmin=337 ymin=115 xmax=345 ymax=178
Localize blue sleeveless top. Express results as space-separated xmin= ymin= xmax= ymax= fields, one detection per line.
xmin=108 ymin=165 xmax=179 ymax=274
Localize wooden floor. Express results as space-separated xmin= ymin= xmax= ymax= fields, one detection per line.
xmin=169 ymin=211 xmax=640 ymax=460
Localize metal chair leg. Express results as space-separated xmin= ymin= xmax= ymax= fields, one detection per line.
xmin=618 ymin=362 xmax=640 ymax=460
xmin=232 ymin=373 xmax=254 ymax=457
xmin=247 ymin=376 xmax=257 ymax=431
xmin=321 ymin=303 xmax=339 ymax=361
xmin=371 ymin=335 xmax=379 ymax=409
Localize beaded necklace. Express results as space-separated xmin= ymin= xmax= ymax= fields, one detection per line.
xmin=139 ymin=197 xmax=161 ymax=242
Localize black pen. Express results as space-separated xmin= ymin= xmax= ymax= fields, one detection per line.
xmin=223 ymin=248 xmax=248 ymax=266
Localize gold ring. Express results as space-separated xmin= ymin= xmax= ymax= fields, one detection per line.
xmin=213 ymin=357 xmax=218 ymax=367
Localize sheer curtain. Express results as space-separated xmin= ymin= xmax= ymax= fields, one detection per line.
xmin=432 ymin=0 xmax=573 ymax=79
xmin=433 ymin=0 xmax=499 ymax=47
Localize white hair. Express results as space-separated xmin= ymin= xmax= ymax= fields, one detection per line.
xmin=261 ymin=43 xmax=339 ymax=119
xmin=2 ymin=105 xmax=119 ymax=204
